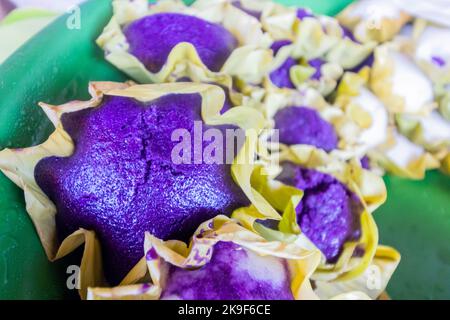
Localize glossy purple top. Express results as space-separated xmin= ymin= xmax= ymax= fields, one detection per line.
xmin=161 ymin=242 xmax=293 ymax=300
xmin=273 ymin=106 xmax=338 ymax=152
xmin=124 ymin=13 xmax=238 ymax=73
xmin=277 ymin=163 xmax=362 ymax=262
xmin=35 ymin=94 xmax=249 ymax=284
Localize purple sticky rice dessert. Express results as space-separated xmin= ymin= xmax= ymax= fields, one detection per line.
xmin=273 ymin=106 xmax=338 ymax=152
xmin=271 ymin=39 xmax=292 ymax=56
xmin=123 ymin=13 xmax=238 ymax=73
xmin=161 ymin=242 xmax=293 ymax=300
xmin=360 ymin=156 xmax=371 ymax=170
xmin=269 ymin=40 xmax=296 ymax=89
xmin=276 ymin=162 xmax=363 ymax=263
xmin=176 ymin=77 xmax=233 ymax=114
xmin=34 ymin=94 xmax=249 ymax=284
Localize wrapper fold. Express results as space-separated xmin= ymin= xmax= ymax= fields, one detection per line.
xmin=336 ymin=68 xmax=441 ymax=179
xmin=370 ymin=43 xmax=436 ymax=115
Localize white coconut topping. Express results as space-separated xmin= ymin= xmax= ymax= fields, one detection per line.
xmin=415 ymin=25 xmax=450 ymax=67
xmin=398 ymin=23 xmax=413 ymax=38
xmin=385 ymin=133 xmax=424 ymax=167
xmin=347 ymin=0 xmax=402 ymax=21
xmin=354 ymin=87 xmax=389 ymax=149
xmin=390 ymin=51 xmax=434 ymax=113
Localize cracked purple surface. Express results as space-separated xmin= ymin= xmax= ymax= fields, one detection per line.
xmin=161 ymin=242 xmax=293 ymax=300
xmin=276 ymin=163 xmax=363 ymax=262
xmin=35 ymin=94 xmax=249 ymax=284
xmin=124 ymin=13 xmax=238 ymax=73
xmin=273 ymin=106 xmax=338 ymax=152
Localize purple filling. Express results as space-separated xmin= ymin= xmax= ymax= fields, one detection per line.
xmin=297 ymin=8 xmax=314 ymax=20
xmin=269 ymin=58 xmax=297 ymax=89
xmin=35 ymin=94 xmax=249 ymax=284
xmin=123 ymin=13 xmax=238 ymax=73
xmin=231 ymin=1 xmax=262 ymax=19
xmin=431 ymin=56 xmax=446 ymax=67
xmin=273 ymin=106 xmax=338 ymax=152
xmin=276 ymin=163 xmax=363 ymax=263
xmin=269 ymin=40 xmax=296 ymax=88
xmin=308 ymin=58 xmax=325 ymax=81
xmin=360 ymin=156 xmax=371 ymax=170
xmin=161 ymin=242 xmax=293 ymax=300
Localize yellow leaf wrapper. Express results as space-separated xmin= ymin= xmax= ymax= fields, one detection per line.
xmin=0 ymin=81 xmax=276 ymax=299
xmin=87 ymin=215 xmax=370 ymax=300
xmin=338 ymin=0 xmax=410 ymax=43
xmin=435 ymin=83 xmax=450 ymax=122
xmin=372 ymin=129 xmax=440 ymax=180
xmin=264 ymin=40 xmax=345 ymax=96
xmin=370 ymin=43 xmax=436 ymax=115
xmin=314 ymin=245 xmax=400 ymax=300
xmin=96 ymin=0 xmax=273 ymax=87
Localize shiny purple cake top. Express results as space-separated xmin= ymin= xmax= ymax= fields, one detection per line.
xmin=124 ymin=13 xmax=238 ymax=73
xmin=35 ymin=94 xmax=249 ymax=284
xmin=277 ymin=163 xmax=363 ymax=262
xmin=273 ymin=106 xmax=338 ymax=152
xmin=161 ymin=242 xmax=294 ymax=300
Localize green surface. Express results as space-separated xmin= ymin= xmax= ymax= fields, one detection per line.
xmin=0 ymin=0 xmax=448 ymax=300
xmin=375 ymin=171 xmax=450 ymax=300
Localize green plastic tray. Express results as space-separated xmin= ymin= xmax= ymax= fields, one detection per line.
xmin=0 ymin=0 xmax=448 ymax=299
